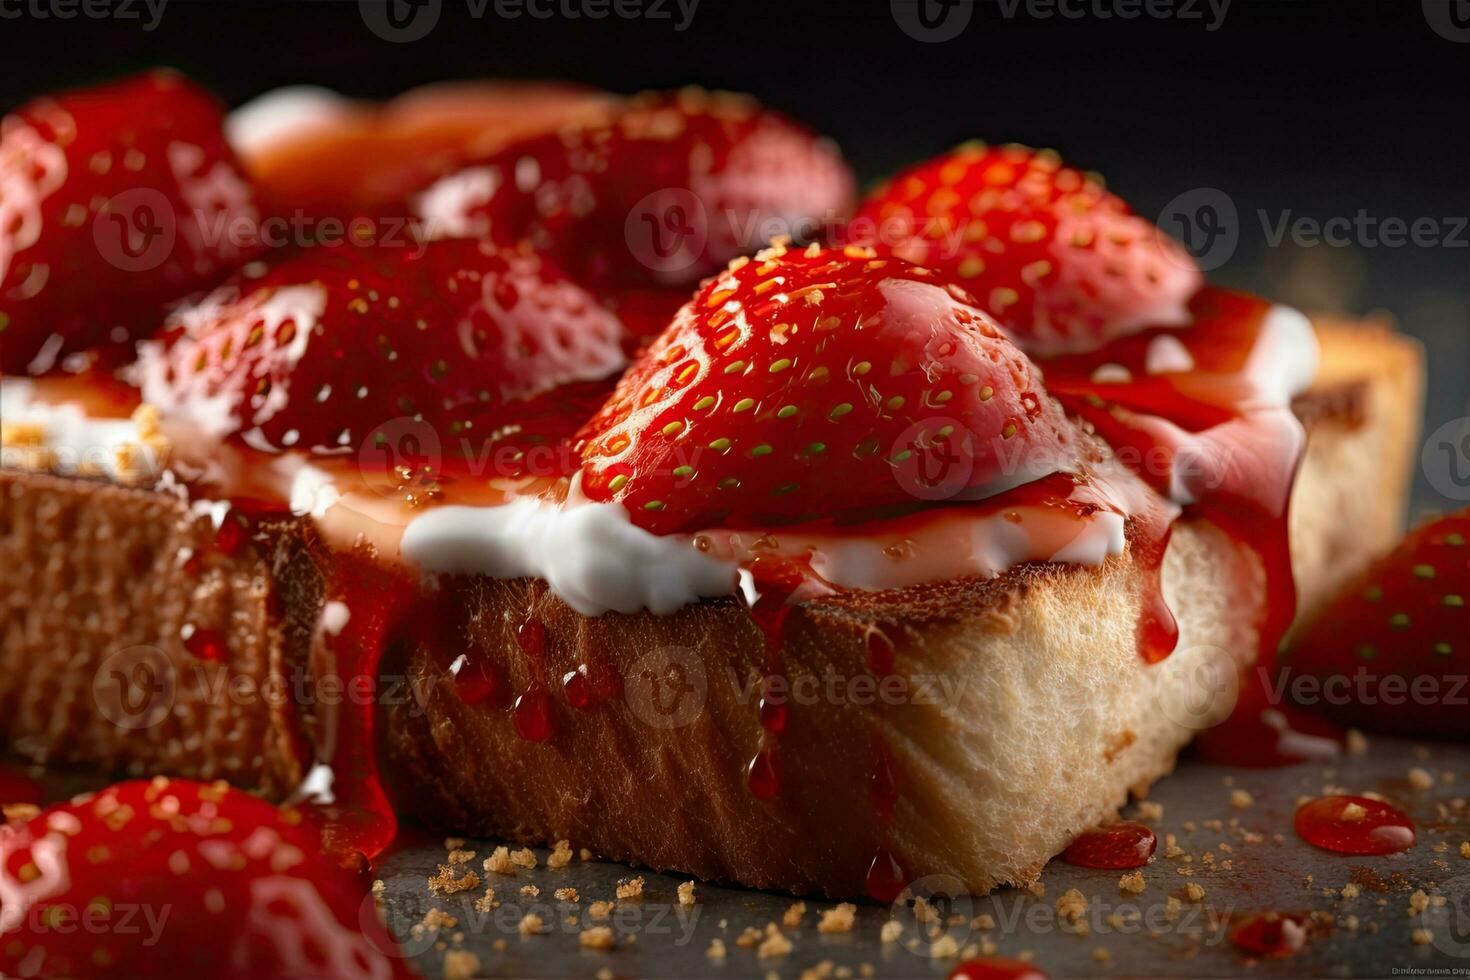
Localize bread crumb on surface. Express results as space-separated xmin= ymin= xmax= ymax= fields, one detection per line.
xmin=1409 ymin=767 xmax=1436 ymax=790
xmin=880 ymin=920 xmax=903 ymax=943
xmin=547 ymin=839 xmax=573 ymax=869
xmin=1181 ymin=883 xmax=1206 ymax=903
xmin=757 ymin=923 xmax=793 ymax=959
xmin=1413 ymin=928 xmax=1434 ymax=946
xmin=678 ymin=881 xmax=697 ymax=907
xmin=518 ymin=913 xmax=545 ymax=936
xmin=736 ymin=926 xmax=763 ymax=948
xmin=1119 ymin=872 xmax=1146 ymax=894
xmin=554 ymin=887 xmax=579 ymax=902
xmin=1461 ymin=842 xmax=1470 ymax=859
xmin=1230 ymin=789 xmax=1254 ymax=809
xmin=707 ymin=938 xmax=727 ymax=960
xmin=580 ymin=926 xmax=616 ymax=951
xmin=588 ymin=900 xmax=615 ymax=920
xmin=784 ymin=901 xmax=806 ymax=927
xmin=818 ymin=903 xmax=857 ymax=934
xmin=428 ymin=865 xmax=480 ymax=896
xmin=1410 ymin=890 xmax=1431 ymax=916
xmin=1341 ymin=883 xmax=1361 ymax=899
xmin=520 ymin=885 xmax=540 ymax=898
xmin=1055 ymin=888 xmax=1088 ymax=921
xmin=1136 ymin=801 xmax=1164 ymax=822
xmin=930 ymin=935 xmax=960 ymax=958
xmin=616 ymin=876 xmax=645 ymax=900
xmin=1093 ymin=947 xmax=1112 ymax=964
xmin=510 ymin=847 xmax=538 ymax=870
xmin=473 ymin=888 xmax=499 ymax=913
xmin=483 ymin=847 xmax=515 ymax=875
xmin=446 ymin=849 xmax=475 ymax=865
xmin=443 ymin=837 xmax=466 ymax=850
xmin=441 ymin=950 xmax=480 ymax=980
xmin=579 ymin=847 xmax=594 ymax=861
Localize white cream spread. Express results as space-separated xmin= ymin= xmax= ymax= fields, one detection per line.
xmin=0 ymin=380 xmax=162 ymax=482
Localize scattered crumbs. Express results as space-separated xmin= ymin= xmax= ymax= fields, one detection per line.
xmin=1136 ymin=801 xmax=1164 ymax=822
xmin=428 ymin=865 xmax=480 ymax=896
xmin=818 ymin=903 xmax=857 ymax=934
xmin=784 ymin=901 xmax=807 ymax=927
xmin=1345 ymin=729 xmax=1369 ymax=756
xmin=447 ymin=849 xmax=476 ymax=865
xmin=579 ymin=848 xmax=595 ymax=861
xmin=880 ymin=920 xmax=903 ymax=943
xmin=1181 ymin=883 xmax=1206 ymax=903
xmin=972 ymin=914 xmax=995 ymax=930
xmin=483 ymin=847 xmax=515 ymax=875
xmin=1343 ymin=914 xmax=1360 ymax=931
xmin=588 ymin=901 xmax=615 ymax=920
xmin=1413 ymin=928 xmax=1434 ymax=946
xmin=1092 ymin=947 xmax=1112 ymax=964
xmin=412 ymin=908 xmax=459 ymax=939
xmin=596 ymin=970 xmax=613 ymax=980
xmin=547 ymin=839 xmax=573 ymax=869
xmin=1164 ymin=834 xmax=1184 ymax=859
xmin=616 ymin=876 xmax=645 ymax=900
xmin=554 ymin=887 xmax=579 ymax=903
xmin=520 ymin=885 xmax=540 ymax=898
xmin=518 ymin=913 xmax=545 ymax=936
xmin=1342 ymin=883 xmax=1361 ymax=899
xmin=757 ymin=924 xmax=793 ymax=959
xmin=736 ymin=926 xmax=763 ymax=948
xmin=580 ymin=926 xmax=616 ymax=951
xmin=1410 ymin=890 xmax=1431 ymax=916
xmin=1026 ymin=881 xmax=1046 ymax=898
xmin=443 ymin=837 xmax=466 ymax=851
xmin=1055 ymin=888 xmax=1088 ymax=921
xmin=492 ymin=939 xmax=507 ymax=952
xmin=371 ymin=879 xmax=386 ymax=905
xmin=678 ymin=881 xmax=697 ymax=907
xmin=707 ymin=938 xmax=727 ymax=960
xmin=473 ymin=888 xmax=499 ymax=913
xmin=510 ymin=847 xmax=538 ymax=870
xmin=1409 ymin=768 xmax=1436 ymax=791
xmin=1230 ymin=789 xmax=1254 ymax=810
xmin=930 ymin=935 xmax=959 ymax=958
xmin=442 ymin=951 xmax=480 ymax=980
xmin=1461 ymin=842 xmax=1470 ymax=859
xmin=1119 ymin=872 xmax=1146 ymax=895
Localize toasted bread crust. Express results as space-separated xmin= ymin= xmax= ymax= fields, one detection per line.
xmin=0 ymin=321 xmax=1425 ymax=895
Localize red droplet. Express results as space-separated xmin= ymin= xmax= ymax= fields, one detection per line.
xmin=454 ymin=655 xmax=505 ymax=707
xmin=214 ymin=515 xmax=246 ymax=556
xmin=1138 ymin=586 xmax=1179 ymax=664
xmin=746 ymin=745 xmax=781 ymax=800
xmin=948 ymin=958 xmax=1050 ymax=980
xmin=516 ymin=617 xmax=548 ymax=658
xmin=758 ymin=676 xmax=789 ymax=733
xmin=563 ymin=667 xmax=593 ymax=710
xmin=1229 ymin=912 xmax=1308 ymax=957
xmin=870 ymin=741 xmax=899 ymax=824
xmin=1061 ymin=821 xmax=1157 ymax=869
xmin=185 ymin=627 xmax=227 ymax=662
xmin=1294 ymin=795 xmax=1415 ymax=855
xmin=866 ymin=628 xmax=895 ymax=675
xmin=1195 ymin=670 xmax=1342 ymax=768
xmin=865 ymin=845 xmax=907 ymax=903
xmin=514 ymin=685 xmax=555 ymax=742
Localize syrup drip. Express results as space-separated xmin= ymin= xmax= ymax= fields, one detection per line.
xmin=454 ymin=654 xmax=507 ymax=707
xmin=947 ymin=959 xmax=1049 ymax=980
xmin=562 ymin=666 xmax=593 ymax=710
xmin=1060 ymin=821 xmax=1157 ymax=869
xmin=738 ymin=556 xmax=805 ymax=802
xmin=869 ymin=736 xmax=899 ymax=824
xmin=865 ymin=845 xmax=908 ymax=904
xmin=1294 ymin=794 xmax=1416 ymax=855
xmin=510 ymin=615 xmax=558 ymax=742
xmin=746 ymin=743 xmax=781 ymax=801
xmin=1229 ymin=912 xmax=1309 ymax=958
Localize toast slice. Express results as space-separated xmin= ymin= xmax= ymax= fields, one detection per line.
xmin=0 ymin=320 xmax=1423 ymax=896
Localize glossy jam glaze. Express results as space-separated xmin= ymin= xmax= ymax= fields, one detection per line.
xmin=1060 ymin=821 xmax=1157 ymax=869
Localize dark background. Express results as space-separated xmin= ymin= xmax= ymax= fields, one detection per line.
xmin=2 ymin=0 xmax=1466 ymax=509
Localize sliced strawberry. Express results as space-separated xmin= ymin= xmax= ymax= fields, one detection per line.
xmin=0 ymin=71 xmax=263 ymax=374
xmin=0 ymin=778 xmax=408 ymax=979
xmin=415 ymin=88 xmax=856 ymax=292
xmin=575 ymin=242 xmax=1081 ymax=534
xmin=1286 ymin=509 xmax=1470 ymax=738
xmin=850 ymin=142 xmax=1201 ymax=355
xmin=142 ymin=238 xmax=625 ymax=456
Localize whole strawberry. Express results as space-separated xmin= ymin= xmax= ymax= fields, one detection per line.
xmin=0 ymin=778 xmax=408 ymax=979
xmin=0 ymin=71 xmax=263 ymax=374
xmin=415 ymin=88 xmax=856 ymax=292
xmin=1287 ymin=509 xmax=1470 ymax=738
xmin=851 ymin=142 xmax=1201 ymax=355
xmin=576 ymin=242 xmax=1082 ymax=533
xmin=142 ymin=238 xmax=625 ymax=456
